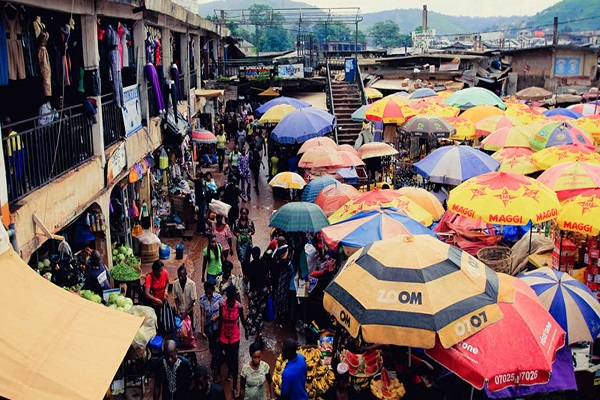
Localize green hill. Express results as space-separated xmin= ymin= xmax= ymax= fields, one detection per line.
xmin=525 ymin=0 xmax=600 ymax=31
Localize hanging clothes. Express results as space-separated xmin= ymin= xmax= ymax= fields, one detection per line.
xmin=0 ymin=12 xmax=8 ymax=86
xmin=145 ymin=34 xmax=154 ymax=65
xmin=37 ymin=31 xmax=51 ymax=96
xmin=169 ymin=63 xmax=180 ymax=102
xmin=154 ymin=37 xmax=161 ymax=66
xmin=21 ymin=14 xmax=38 ymax=78
xmin=5 ymin=9 xmax=26 ymax=80
xmin=144 ymin=63 xmax=165 ymax=113
xmin=117 ymin=23 xmax=123 ymax=70
xmin=59 ymin=26 xmax=71 ymax=86
xmin=106 ymin=25 xmax=124 ymax=107
xmin=118 ymin=23 xmax=130 ymax=68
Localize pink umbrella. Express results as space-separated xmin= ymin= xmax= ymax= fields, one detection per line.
xmin=567 ymin=103 xmax=600 ymax=116
xmin=314 ymin=184 xmax=361 ymax=216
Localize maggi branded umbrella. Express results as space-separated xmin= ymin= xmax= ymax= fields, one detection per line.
xmin=461 ymin=105 xmax=504 ymax=124
xmin=504 ymin=104 xmax=545 ymax=124
xmin=475 ymin=115 xmax=521 ymax=137
xmin=556 ymin=189 xmax=600 ymax=235
xmin=323 ymin=234 xmax=507 ymax=348
xmin=480 ymin=125 xmax=536 ymax=151
xmin=446 ymin=117 xmax=478 ymax=140
xmin=531 ymin=145 xmax=600 ymax=170
xmin=410 ymin=101 xmax=460 ymax=118
xmin=572 ymin=115 xmax=600 ymax=140
xmin=492 ymin=147 xmax=541 ymax=175
xmin=396 ymin=187 xmax=445 ymax=220
xmin=447 ymin=171 xmax=560 ymax=225
xmin=537 ymin=161 xmax=600 ymax=200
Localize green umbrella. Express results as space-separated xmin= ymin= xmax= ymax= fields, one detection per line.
xmin=444 ymin=87 xmax=506 ymax=111
xmin=269 ymin=202 xmax=329 ymax=232
xmin=351 ymin=104 xmax=369 ymax=122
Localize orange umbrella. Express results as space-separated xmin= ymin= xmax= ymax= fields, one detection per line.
xmin=365 ymin=95 xmax=417 ymax=124
xmin=396 ymin=187 xmax=445 ymax=220
xmin=314 ymin=184 xmax=361 ymax=216
xmin=460 ymin=105 xmax=504 ymax=124
xmin=531 ymin=145 xmax=600 ymax=170
xmin=358 ymin=142 xmax=399 ymax=159
xmin=480 ymin=125 xmax=536 ymax=151
xmin=338 ymin=144 xmax=359 ymax=156
xmin=298 ymin=146 xmax=343 ymax=168
xmin=475 ymin=115 xmax=521 ymax=137
xmin=446 ymin=117 xmax=478 ymax=140
xmin=410 ymin=101 xmax=460 ymax=118
xmin=297 ymin=136 xmax=338 ymax=154
xmin=492 ymin=147 xmax=541 ymax=175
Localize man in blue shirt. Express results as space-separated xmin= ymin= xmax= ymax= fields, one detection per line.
xmin=280 ymin=338 xmax=308 ymax=400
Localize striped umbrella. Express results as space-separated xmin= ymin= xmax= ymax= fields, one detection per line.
xmin=532 ymin=145 xmax=600 ymax=170
xmin=475 ymin=115 xmax=521 ymax=137
xmin=530 ymin=122 xmax=595 ymax=151
xmin=568 ymin=103 xmax=600 ymax=116
xmin=480 ymin=125 xmax=536 ymax=151
xmin=321 ymin=208 xmax=435 ymax=251
xmin=269 ymin=202 xmax=329 ymax=233
xmin=365 ymin=95 xmax=417 ymax=124
xmin=537 ymin=161 xmax=600 ymax=200
xmin=520 ymin=267 xmax=600 ymax=343
xmin=268 ymin=172 xmax=307 ymax=189
xmin=297 ymin=136 xmax=338 ymax=154
xmin=301 ymin=175 xmax=338 ymax=202
xmin=446 ymin=117 xmax=478 ymax=140
xmin=190 ymin=129 xmax=217 ymax=144
xmin=492 ymin=147 xmax=541 ymax=175
xmin=315 ymin=184 xmax=360 ymax=216
xmin=413 ymin=145 xmax=500 ymax=186
xmin=323 ymin=234 xmax=506 ymax=348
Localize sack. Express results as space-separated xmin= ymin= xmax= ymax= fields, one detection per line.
xmin=265 ymin=296 xmax=276 ymax=321
xmin=296 ymin=278 xmax=309 ymax=298
xmin=158 ymin=302 xmax=177 ymax=335
xmin=132 ymin=224 xmax=143 ymax=237
xmin=209 ymin=199 xmax=232 ymax=217
xmin=177 ymin=315 xmax=197 ymax=348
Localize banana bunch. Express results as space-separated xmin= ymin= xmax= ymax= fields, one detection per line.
xmin=273 ymin=355 xmax=287 ymax=397
xmin=300 ymin=347 xmax=335 ymax=399
xmin=351 ymin=377 xmax=371 ymax=392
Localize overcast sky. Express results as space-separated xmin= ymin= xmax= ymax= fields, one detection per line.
xmin=198 ymin=0 xmax=561 ymax=17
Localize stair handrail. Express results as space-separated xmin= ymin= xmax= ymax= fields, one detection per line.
xmin=325 ymin=58 xmax=339 ymax=144
xmin=355 ymin=58 xmax=368 ymax=106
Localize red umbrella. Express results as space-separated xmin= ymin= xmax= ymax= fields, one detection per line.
xmin=426 ymin=278 xmax=565 ymax=392
xmin=190 ymin=129 xmax=217 ymax=144
xmin=314 ymin=184 xmax=361 ymax=216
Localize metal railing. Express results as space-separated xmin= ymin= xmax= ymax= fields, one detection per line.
xmin=3 ymin=105 xmax=94 ymax=203
xmin=355 ymin=60 xmax=367 ymax=106
xmin=178 ymin=74 xmax=186 ymax=100
xmin=101 ymin=93 xmax=126 ymax=147
xmin=325 ymin=59 xmax=338 ymax=144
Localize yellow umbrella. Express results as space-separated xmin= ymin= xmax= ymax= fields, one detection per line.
xmin=411 ymin=101 xmax=460 ymax=118
xmin=257 ymin=104 xmax=296 ymax=124
xmin=475 ymin=115 xmax=521 ymax=137
xmin=448 ymin=171 xmax=560 ymax=225
xmin=557 ymin=190 xmax=600 ymax=235
xmin=396 ymin=187 xmax=445 ymax=220
xmin=446 ymin=117 xmax=478 ymax=140
xmin=298 ymin=146 xmax=344 ymax=169
xmin=492 ymin=148 xmax=541 ymax=175
xmin=365 ymin=95 xmax=417 ymax=124
xmin=572 ymin=115 xmax=600 ymax=141
xmin=297 ymin=136 xmax=339 ymax=154
xmin=365 ymin=87 xmax=383 ymax=100
xmin=269 ymin=171 xmax=306 ymax=189
xmin=504 ymin=104 xmax=545 ymax=124
xmin=537 ymin=161 xmax=600 ymax=200
xmin=461 ymin=105 xmax=504 ymax=124
xmin=531 ymin=145 xmax=600 ymax=170
xmin=480 ymin=125 xmax=536 ymax=151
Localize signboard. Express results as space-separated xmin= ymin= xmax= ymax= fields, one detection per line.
xmin=239 ymin=66 xmax=273 ymax=80
xmin=439 ymin=62 xmax=460 ymax=72
xmin=106 ymin=142 xmax=127 ymax=186
xmin=121 ymin=85 xmax=143 ymax=137
xmin=277 ymin=63 xmax=304 ymax=79
xmin=411 ymin=29 xmax=436 ymax=51
xmin=554 ymin=57 xmax=581 ymax=77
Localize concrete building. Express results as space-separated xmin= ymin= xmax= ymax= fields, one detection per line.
xmin=0 ymin=0 xmax=223 ymax=264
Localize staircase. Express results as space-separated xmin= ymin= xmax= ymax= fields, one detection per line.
xmin=330 ymin=80 xmax=364 ymax=145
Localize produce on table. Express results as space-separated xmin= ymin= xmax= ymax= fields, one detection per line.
xmin=273 ymin=347 xmax=334 ymax=399
xmin=109 ymin=262 xmax=141 ymax=282
xmin=370 ymin=368 xmax=406 ymax=399
xmin=80 ymin=289 xmax=102 ymax=304
xmin=107 ymin=293 xmax=134 ymax=312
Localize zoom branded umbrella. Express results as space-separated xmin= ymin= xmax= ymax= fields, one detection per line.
xmin=426 ymin=278 xmax=565 ymax=391
xmin=413 ymin=145 xmax=500 ymax=186
xmin=444 ymin=87 xmax=506 ymax=111
xmin=301 ymin=175 xmax=339 ymax=202
xmin=269 ymin=202 xmax=329 ymax=232
xmin=323 ymin=234 xmax=507 ymax=349
xmin=537 ymin=161 xmax=600 ymax=200
xmin=271 ymin=108 xmax=336 ymax=144
xmin=531 ymin=145 xmax=600 ymax=170
xmin=255 ymin=96 xmax=311 ymax=115
xmin=520 ymin=267 xmax=600 ymax=343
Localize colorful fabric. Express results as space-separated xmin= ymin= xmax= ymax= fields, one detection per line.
xmin=199 ymin=293 xmax=223 ymax=332
xmin=241 ymin=361 xmax=270 ymax=400
xmin=219 ymin=301 xmax=241 ymax=345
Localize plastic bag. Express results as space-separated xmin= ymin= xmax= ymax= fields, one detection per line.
xmin=159 ymin=244 xmax=171 ymax=260
xmin=177 ymin=315 xmax=196 ymax=348
xmin=127 ymin=306 xmax=158 ymax=349
xmin=209 ymin=199 xmax=231 ymax=217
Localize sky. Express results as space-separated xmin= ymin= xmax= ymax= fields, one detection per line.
xmin=198 ymin=0 xmax=562 ymax=17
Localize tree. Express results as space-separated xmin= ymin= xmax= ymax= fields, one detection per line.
xmin=247 ymin=4 xmax=293 ymax=52
xmin=369 ymin=20 xmax=411 ymax=48
xmin=311 ymin=21 xmax=352 ymax=42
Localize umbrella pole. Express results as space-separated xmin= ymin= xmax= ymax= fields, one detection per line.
xmin=528 ymin=227 xmax=533 ymax=254
xmin=559 ymin=230 xmax=563 ymax=272
xmin=408 ymin=347 xmax=411 ymax=367
xmin=470 ymin=386 xmax=474 ymax=400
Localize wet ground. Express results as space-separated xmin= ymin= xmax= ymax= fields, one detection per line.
xmin=133 ymin=140 xmax=301 ymax=399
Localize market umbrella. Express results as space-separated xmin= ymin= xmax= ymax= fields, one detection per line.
xmin=396 ymin=187 xmax=445 ymax=220
xmin=257 ymin=104 xmax=296 ymax=124
xmin=301 ymin=175 xmax=339 ymax=202
xmin=257 ymin=87 xmax=280 ymax=97
xmin=323 ymin=234 xmax=508 ymax=348
xmin=351 ymin=104 xmax=370 ymax=122
xmin=337 ymin=150 xmax=365 ymax=167
xmin=532 ymin=145 xmax=600 ymax=170
xmin=444 ymin=87 xmax=507 ymax=111
xmin=537 ymin=162 xmax=600 ymax=200
xmin=322 ymin=208 xmax=434 ymax=251
xmin=567 ymin=103 xmax=600 ymax=116
xmin=297 ymin=136 xmax=339 ymax=154
xmin=365 ymin=95 xmax=417 ymax=124
xmin=520 ymin=267 xmax=600 ymax=343
xmin=426 ymin=278 xmax=565 ymax=391
xmin=446 ymin=117 xmax=478 ymax=140
xmin=460 ymin=105 xmax=504 ymax=124
xmin=271 ymin=107 xmax=337 ymax=144
xmin=480 ymin=125 xmax=536 ymax=151
xmin=298 ymin=146 xmax=344 ymax=169
xmin=255 ymin=96 xmax=311 ymax=115
xmin=447 ymin=171 xmax=560 ymax=225
xmin=504 ymin=104 xmax=545 ymax=124
xmin=410 ymin=101 xmax=460 ymax=118
xmin=556 ymin=189 xmax=600 ymax=235
xmin=543 ymin=108 xmax=582 ymax=120
xmin=530 ymin=122 xmax=595 ymax=151
xmin=413 ymin=145 xmax=500 ymax=186
xmin=399 ymin=116 xmax=456 ymax=139
xmin=339 ymin=144 xmax=359 ymax=156
xmin=314 ymin=183 xmax=360 ymax=216
xmin=269 ymin=202 xmax=329 ymax=232
xmin=269 ymin=171 xmax=307 ymax=189
xmin=365 ymin=87 xmax=383 ymax=100
xmin=515 ymin=86 xmax=553 ymax=101
xmin=547 ymin=114 xmax=577 ymax=122
xmin=358 ymin=142 xmax=399 ymax=159
xmin=572 ymin=115 xmax=600 ymax=140
xmin=475 ymin=115 xmax=521 ymax=137
xmin=328 ymin=189 xmax=434 ymax=226
xmin=410 ymin=88 xmax=438 ymax=99
xmin=492 ymin=147 xmax=541 ymax=175
xmin=190 ymin=129 xmax=217 ymax=144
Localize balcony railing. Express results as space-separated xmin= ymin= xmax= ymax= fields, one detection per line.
xmin=101 ymin=93 xmax=126 ymax=147
xmin=3 ymin=105 xmax=94 ymax=203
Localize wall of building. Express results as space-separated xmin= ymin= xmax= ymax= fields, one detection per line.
xmin=510 ymin=49 xmax=551 ymax=91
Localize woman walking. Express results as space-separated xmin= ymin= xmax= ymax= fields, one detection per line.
xmin=199 ymin=281 xmax=223 ymax=382
xmin=203 ymin=234 xmax=224 ymax=285
xmin=238 ymin=147 xmax=251 ymax=201
xmin=219 ymin=285 xmax=246 ymax=398
xmin=272 ymin=237 xmax=293 ymax=325
xmin=233 ymin=207 xmax=255 ymax=267
xmin=212 ymin=214 xmax=233 ymax=260
xmin=240 ymin=342 xmax=273 ymax=400
xmin=245 ymin=246 xmax=270 ymax=341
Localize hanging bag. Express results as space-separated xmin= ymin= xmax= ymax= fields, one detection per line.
xmin=158 ymin=301 xmax=177 ymax=335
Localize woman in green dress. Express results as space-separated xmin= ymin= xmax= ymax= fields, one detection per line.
xmin=240 ymin=342 xmax=273 ymax=400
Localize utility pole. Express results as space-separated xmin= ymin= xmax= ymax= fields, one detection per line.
xmin=553 ymin=17 xmax=558 ymax=46
xmin=422 ymin=5 xmax=428 ymax=31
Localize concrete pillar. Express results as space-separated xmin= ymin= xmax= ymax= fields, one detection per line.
xmin=181 ymin=31 xmax=190 ymax=96
xmin=81 ymin=15 xmax=106 ymax=165
xmin=133 ymin=20 xmax=150 ymax=123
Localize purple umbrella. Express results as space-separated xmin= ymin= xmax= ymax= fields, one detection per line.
xmin=543 ymin=108 xmax=583 ymax=119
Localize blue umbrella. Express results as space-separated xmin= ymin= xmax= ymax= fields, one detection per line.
xmin=410 ymin=88 xmax=438 ymax=99
xmin=301 ymin=176 xmax=339 ymax=202
xmin=519 ymin=267 xmax=600 ymax=343
xmin=255 ymin=97 xmax=311 ymax=116
xmin=543 ymin=108 xmax=583 ymax=119
xmin=413 ymin=145 xmax=500 ymax=185
xmin=271 ymin=108 xmax=337 ymax=144
xmin=351 ymin=104 xmax=369 ymax=122
xmin=269 ymin=202 xmax=329 ymax=232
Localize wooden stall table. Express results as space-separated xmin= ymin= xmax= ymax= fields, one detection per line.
xmin=528 ymin=252 xmax=552 ymax=269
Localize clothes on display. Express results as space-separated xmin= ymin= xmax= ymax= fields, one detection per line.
xmin=37 ymin=30 xmax=51 ymax=96
xmin=0 ymin=11 xmax=8 ymax=85
xmin=106 ymin=24 xmax=124 ymax=107
xmin=117 ymin=22 xmax=130 ymax=69
xmin=145 ymin=63 xmax=165 ymax=114
xmin=5 ymin=8 xmax=25 ymax=80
